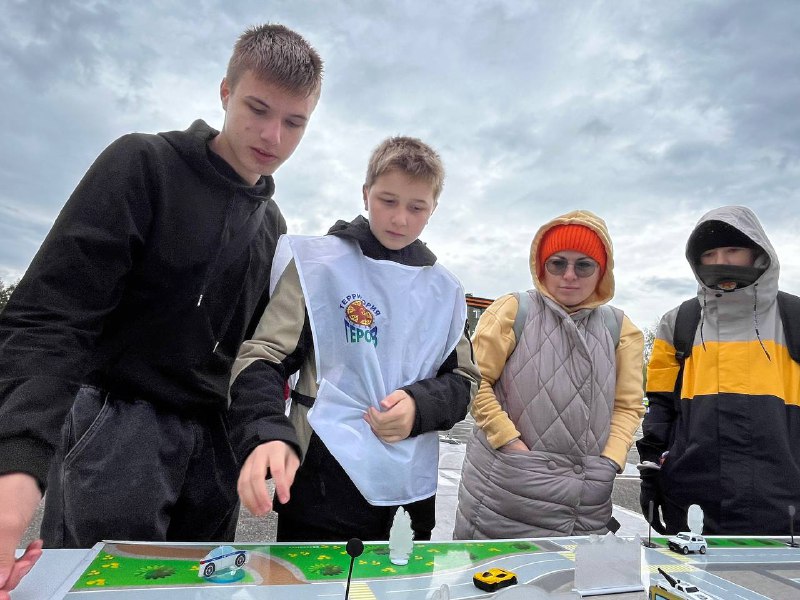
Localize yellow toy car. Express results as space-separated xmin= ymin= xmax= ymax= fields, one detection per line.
xmin=650 ymin=584 xmax=688 ymax=599
xmin=473 ymin=567 xmax=518 ymax=592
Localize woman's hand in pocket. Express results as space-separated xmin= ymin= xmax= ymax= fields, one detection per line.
xmin=499 ymin=438 xmax=529 ymax=454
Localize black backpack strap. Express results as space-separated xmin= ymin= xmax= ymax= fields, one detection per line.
xmin=673 ymin=298 xmax=701 ymax=362
xmin=777 ymin=291 xmax=800 ymax=363
xmin=671 ymin=298 xmax=701 ymax=411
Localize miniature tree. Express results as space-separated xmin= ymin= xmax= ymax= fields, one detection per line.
xmin=389 ymin=507 xmax=413 ymax=565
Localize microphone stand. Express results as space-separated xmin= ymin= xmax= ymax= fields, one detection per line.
xmin=344 ymin=538 xmax=364 ymax=600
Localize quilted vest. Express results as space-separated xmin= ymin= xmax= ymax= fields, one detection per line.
xmin=454 ymin=290 xmax=619 ymax=538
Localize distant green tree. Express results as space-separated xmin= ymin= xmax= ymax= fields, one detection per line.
xmin=641 ymin=323 xmax=658 ymax=394
xmin=0 ymin=279 xmax=18 ymax=313
xmin=643 ymin=325 xmax=656 ymax=367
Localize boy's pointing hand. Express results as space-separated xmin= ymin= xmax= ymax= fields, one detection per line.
xmin=365 ymin=390 xmax=416 ymax=443
xmin=238 ymin=441 xmax=299 ymax=516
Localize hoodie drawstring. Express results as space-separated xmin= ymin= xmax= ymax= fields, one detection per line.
xmin=197 ymin=195 xmax=237 ymax=307
xmin=699 ymin=292 xmax=707 ymax=351
xmin=753 ymin=283 xmax=771 ymax=361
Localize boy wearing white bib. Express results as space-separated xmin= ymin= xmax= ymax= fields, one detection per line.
xmin=229 ymin=137 xmax=479 ymax=541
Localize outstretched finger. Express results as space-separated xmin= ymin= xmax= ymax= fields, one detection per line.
xmin=238 ymin=447 xmax=271 ymax=515
xmin=272 ymin=450 xmax=299 ymax=505
xmin=0 ymin=539 xmax=42 ymax=595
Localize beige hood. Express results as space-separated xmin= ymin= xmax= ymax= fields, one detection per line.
xmin=529 ymin=209 xmax=615 ymax=311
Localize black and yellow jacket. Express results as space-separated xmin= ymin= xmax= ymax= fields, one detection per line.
xmin=638 ymin=205 xmax=800 ymax=534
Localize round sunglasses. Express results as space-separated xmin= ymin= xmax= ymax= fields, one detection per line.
xmin=544 ymin=257 xmax=598 ymax=278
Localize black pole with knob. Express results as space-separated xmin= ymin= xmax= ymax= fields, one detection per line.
xmin=344 ymin=538 xmax=364 ymax=600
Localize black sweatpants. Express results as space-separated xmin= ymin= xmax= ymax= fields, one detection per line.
xmin=41 ymin=386 xmax=240 ymax=548
xmin=275 ymin=433 xmax=436 ymax=542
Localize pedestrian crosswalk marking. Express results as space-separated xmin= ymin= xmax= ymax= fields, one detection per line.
xmin=347 ymin=582 xmax=376 ymax=600
xmin=655 ymin=549 xmax=695 ymax=564
xmin=648 ymin=563 xmax=698 ymax=574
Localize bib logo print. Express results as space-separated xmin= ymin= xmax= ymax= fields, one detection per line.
xmin=340 ymin=294 xmax=380 ymax=347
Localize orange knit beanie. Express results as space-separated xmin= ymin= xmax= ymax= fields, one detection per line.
xmin=537 ymin=224 xmax=607 ymax=276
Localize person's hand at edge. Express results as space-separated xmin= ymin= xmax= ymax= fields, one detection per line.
xmin=0 ymin=539 xmax=42 ymax=599
xmin=639 ymin=470 xmax=668 ymax=534
xmin=0 ymin=473 xmax=43 ymax=598
xmin=237 ymin=441 xmax=299 ymax=516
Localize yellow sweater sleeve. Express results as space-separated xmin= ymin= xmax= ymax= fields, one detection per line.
xmin=470 ymin=294 xmax=521 ymax=449
xmin=601 ymin=315 xmax=645 ymax=470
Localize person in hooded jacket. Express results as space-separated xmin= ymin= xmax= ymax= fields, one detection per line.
xmin=454 ymin=210 xmax=644 ymax=539
xmin=0 ymin=24 xmax=322 ymax=595
xmin=637 ymin=205 xmax=800 ymax=535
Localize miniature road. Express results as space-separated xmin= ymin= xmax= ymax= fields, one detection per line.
xmin=30 ymin=540 xmax=800 ymax=600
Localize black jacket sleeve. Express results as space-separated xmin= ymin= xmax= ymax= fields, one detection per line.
xmin=0 ymin=135 xmax=153 ymax=487
xmin=228 ymin=258 xmax=313 ymax=464
xmin=228 ymin=325 xmax=312 ymax=465
xmin=402 ymin=324 xmax=480 ymax=436
xmin=636 ymin=391 xmax=678 ymax=464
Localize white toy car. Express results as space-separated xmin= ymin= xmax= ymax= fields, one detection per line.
xmin=667 ymin=532 xmax=707 ymax=555
xmin=652 ymin=567 xmax=718 ymax=599
xmin=198 ymin=545 xmax=249 ymax=578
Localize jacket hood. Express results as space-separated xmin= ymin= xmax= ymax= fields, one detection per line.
xmin=529 ymin=209 xmax=615 ymax=311
xmin=158 ymin=119 xmax=275 ymax=198
xmin=686 ymin=205 xmax=778 ymax=299
xmin=327 ymin=215 xmax=437 ymax=267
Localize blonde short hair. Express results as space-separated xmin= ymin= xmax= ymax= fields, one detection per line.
xmin=226 ymin=23 xmax=323 ymax=98
xmin=365 ymin=136 xmax=445 ymax=201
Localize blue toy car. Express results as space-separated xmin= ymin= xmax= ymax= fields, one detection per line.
xmin=198 ymin=545 xmax=249 ymax=578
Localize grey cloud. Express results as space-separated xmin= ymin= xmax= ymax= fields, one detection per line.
xmin=3 ymin=0 xmax=800 ymax=330
xmin=1 ymin=1 xmax=120 ymax=86
xmin=579 ymin=119 xmax=612 ymax=138
xmin=663 ymin=141 xmax=716 ymax=165
xmin=640 ymin=276 xmax=696 ymax=298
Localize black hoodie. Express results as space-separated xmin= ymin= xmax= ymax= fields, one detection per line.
xmin=327 ymin=215 xmax=436 ymax=265
xmin=0 ymin=120 xmax=286 ymax=488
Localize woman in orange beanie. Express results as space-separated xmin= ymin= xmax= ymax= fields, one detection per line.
xmin=454 ymin=209 xmax=644 ymax=539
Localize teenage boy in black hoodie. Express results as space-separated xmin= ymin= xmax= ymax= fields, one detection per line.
xmin=0 ymin=24 xmax=322 ymax=595
xmin=229 ymin=136 xmax=479 ymax=541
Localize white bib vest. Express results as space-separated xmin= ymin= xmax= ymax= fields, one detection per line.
xmin=271 ymin=235 xmax=466 ymax=505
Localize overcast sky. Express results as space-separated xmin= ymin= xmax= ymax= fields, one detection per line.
xmin=2 ymin=0 xmax=799 ymax=330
